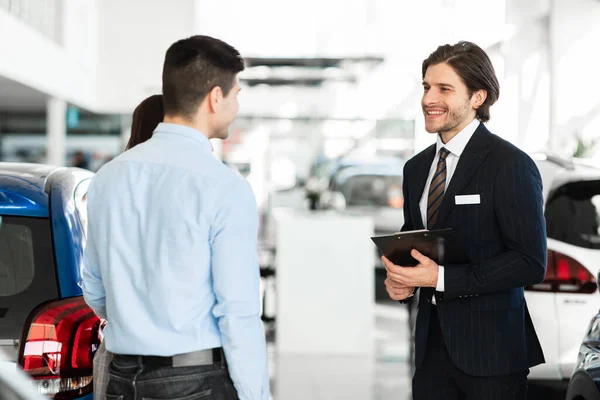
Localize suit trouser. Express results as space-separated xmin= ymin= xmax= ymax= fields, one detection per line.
xmin=412 ymin=306 xmax=528 ymax=400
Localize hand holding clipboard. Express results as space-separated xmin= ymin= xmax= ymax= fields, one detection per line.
xmin=371 ymin=228 xmax=470 ymax=267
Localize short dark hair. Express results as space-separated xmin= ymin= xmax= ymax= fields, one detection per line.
xmin=126 ymin=94 xmax=164 ymax=150
xmin=422 ymin=41 xmax=499 ymax=122
xmin=162 ymin=35 xmax=245 ymax=119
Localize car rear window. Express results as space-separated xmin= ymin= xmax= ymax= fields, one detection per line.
xmin=0 ymin=221 xmax=35 ymax=296
xmin=338 ymin=174 xmax=403 ymax=207
xmin=0 ymin=216 xmax=58 ymax=340
xmin=545 ymin=180 xmax=600 ymax=249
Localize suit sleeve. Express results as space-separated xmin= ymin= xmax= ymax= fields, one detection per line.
xmin=398 ymin=163 xmax=419 ymax=304
xmin=400 ymin=164 xmax=414 ymax=232
xmin=443 ymin=153 xmax=547 ymax=300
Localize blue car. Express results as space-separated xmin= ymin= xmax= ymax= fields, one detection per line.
xmin=0 ymin=162 xmax=97 ymax=400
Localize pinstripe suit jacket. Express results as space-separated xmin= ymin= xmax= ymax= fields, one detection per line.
xmin=403 ymin=123 xmax=546 ymax=377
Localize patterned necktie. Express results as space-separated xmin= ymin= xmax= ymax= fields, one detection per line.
xmin=427 ymin=148 xmax=451 ymax=229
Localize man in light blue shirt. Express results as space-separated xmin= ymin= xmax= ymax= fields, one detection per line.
xmin=81 ymin=35 xmax=269 ymax=400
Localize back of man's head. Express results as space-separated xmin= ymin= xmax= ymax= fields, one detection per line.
xmin=162 ymin=35 xmax=245 ymax=120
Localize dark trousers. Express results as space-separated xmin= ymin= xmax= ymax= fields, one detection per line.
xmin=412 ymin=307 xmax=528 ymax=400
xmin=105 ymin=352 xmax=239 ymax=400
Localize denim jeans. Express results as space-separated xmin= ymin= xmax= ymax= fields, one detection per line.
xmin=105 ymin=353 xmax=239 ymax=400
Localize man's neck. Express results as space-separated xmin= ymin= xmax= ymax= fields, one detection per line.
xmin=439 ymin=117 xmax=477 ymax=144
xmin=163 ymin=115 xmax=212 ymax=139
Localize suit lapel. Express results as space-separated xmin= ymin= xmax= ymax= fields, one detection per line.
xmin=433 ymin=123 xmax=493 ymax=229
xmin=410 ymin=145 xmax=436 ymax=229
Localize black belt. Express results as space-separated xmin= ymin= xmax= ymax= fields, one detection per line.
xmin=115 ymin=348 xmax=223 ymax=368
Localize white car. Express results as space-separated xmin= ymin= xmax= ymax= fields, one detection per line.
xmin=527 ymin=153 xmax=600 ymax=381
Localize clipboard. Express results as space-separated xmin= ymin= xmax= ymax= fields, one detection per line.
xmin=371 ymin=228 xmax=470 ymax=266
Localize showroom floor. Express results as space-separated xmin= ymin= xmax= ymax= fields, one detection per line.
xmin=268 ymin=301 xmax=412 ymax=400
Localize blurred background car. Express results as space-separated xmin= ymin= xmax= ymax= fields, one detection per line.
xmin=315 ymin=159 xmax=404 ymax=300
xmin=305 ymin=154 xmax=404 ymax=211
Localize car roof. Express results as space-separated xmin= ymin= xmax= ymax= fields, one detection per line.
xmin=334 ymin=163 xmax=403 ymax=186
xmin=530 ymin=153 xmax=600 ymax=200
xmin=0 ymin=163 xmax=64 ymax=192
xmin=337 ymin=155 xmax=403 ymax=167
xmin=0 ymin=163 xmax=65 ymax=217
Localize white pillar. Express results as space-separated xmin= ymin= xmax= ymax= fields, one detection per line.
xmin=46 ymin=97 xmax=67 ymax=166
xmin=500 ymin=0 xmax=551 ymax=152
xmin=548 ymin=0 xmax=558 ymax=153
xmin=548 ymin=0 xmax=600 ymax=157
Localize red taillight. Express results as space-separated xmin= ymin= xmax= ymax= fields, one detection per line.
xmin=528 ymin=250 xmax=596 ymax=293
xmin=19 ymin=296 xmax=101 ymax=398
xmin=556 ymin=257 xmax=571 ymax=281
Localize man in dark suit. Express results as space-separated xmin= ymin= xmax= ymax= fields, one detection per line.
xmin=383 ymin=41 xmax=547 ymax=399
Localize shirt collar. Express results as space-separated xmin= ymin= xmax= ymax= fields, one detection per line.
xmin=153 ymin=123 xmax=213 ymax=153
xmin=436 ymin=118 xmax=480 ymax=157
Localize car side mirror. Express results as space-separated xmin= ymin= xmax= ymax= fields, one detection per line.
xmin=597 ymin=271 xmax=600 ymax=293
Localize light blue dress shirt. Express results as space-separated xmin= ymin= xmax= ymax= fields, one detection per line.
xmin=81 ymin=123 xmax=270 ymax=400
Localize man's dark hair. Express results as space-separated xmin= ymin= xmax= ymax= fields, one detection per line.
xmin=422 ymin=41 xmax=499 ymax=122
xmin=162 ymin=35 xmax=245 ymax=119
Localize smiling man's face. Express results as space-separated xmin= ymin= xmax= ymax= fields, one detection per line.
xmin=421 ymin=62 xmax=478 ymax=141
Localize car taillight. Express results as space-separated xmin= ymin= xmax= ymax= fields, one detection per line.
xmin=527 ymin=250 xmax=596 ymax=293
xmin=19 ymin=296 xmax=101 ymax=398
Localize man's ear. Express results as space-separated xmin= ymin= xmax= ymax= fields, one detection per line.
xmin=207 ymin=86 xmax=223 ymax=112
xmin=472 ymin=89 xmax=487 ymax=109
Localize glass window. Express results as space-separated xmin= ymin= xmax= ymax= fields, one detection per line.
xmin=0 ymin=217 xmax=34 ymax=296
xmin=0 ymin=216 xmax=58 ymax=341
xmin=545 ymin=180 xmax=600 ymax=249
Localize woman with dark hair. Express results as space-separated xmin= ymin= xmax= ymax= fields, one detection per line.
xmin=93 ymin=94 xmax=164 ymax=399
xmin=126 ymin=94 xmax=165 ymax=150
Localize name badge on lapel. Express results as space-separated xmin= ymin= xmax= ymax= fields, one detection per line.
xmin=455 ymin=194 xmax=481 ymax=205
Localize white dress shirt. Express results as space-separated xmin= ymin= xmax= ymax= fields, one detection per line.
xmin=419 ymin=118 xmax=480 ymax=302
